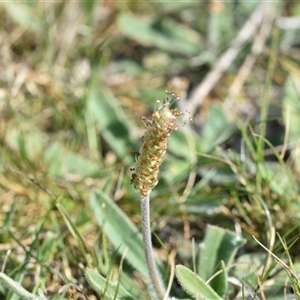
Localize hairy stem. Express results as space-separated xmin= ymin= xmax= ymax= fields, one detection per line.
xmin=141 ymin=194 xmax=166 ymax=300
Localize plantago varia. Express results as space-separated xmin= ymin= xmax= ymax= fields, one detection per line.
xmin=131 ymin=91 xmax=182 ymax=197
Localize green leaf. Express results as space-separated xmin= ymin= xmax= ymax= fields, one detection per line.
xmin=168 ymin=130 xmax=193 ymax=162
xmin=207 ymin=2 xmax=235 ymax=49
xmin=5 ymin=128 xmax=44 ymax=162
xmin=162 ymin=158 xmax=190 ymax=187
xmin=198 ymin=225 xmax=246 ymax=296
xmin=283 ymin=75 xmax=300 ymax=174
xmin=44 ymin=142 xmax=97 ymax=177
xmin=2 ymin=2 xmax=41 ymax=30
xmin=85 ymin=268 xmax=134 ymax=300
xmin=211 ymin=260 xmax=227 ymax=298
xmin=163 ymin=129 xmax=199 ymax=186
xmin=61 ymin=152 xmax=97 ymax=176
xmin=0 ymin=272 xmax=47 ymax=300
xmin=256 ymin=161 xmax=296 ymax=197
xmin=233 ymin=253 xmax=300 ymax=300
xmin=201 ymin=103 xmax=236 ymax=153
xmin=56 ymin=203 xmax=89 ymax=256
xmin=108 ymin=59 xmax=143 ymax=76
xmin=175 ymin=265 xmax=223 ymax=300
xmin=283 ymin=76 xmax=300 ymax=140
xmin=117 ymin=13 xmax=202 ymax=56
xmin=156 ymin=1 xmax=199 ymax=13
xmin=86 ymin=88 xmax=135 ymax=165
xmin=89 ymin=191 xmax=151 ymax=278
xmin=44 ymin=142 xmax=63 ymax=177
xmin=232 ymin=252 xmax=266 ymax=287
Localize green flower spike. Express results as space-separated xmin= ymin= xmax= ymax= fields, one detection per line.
xmin=131 ymin=91 xmax=181 ymax=198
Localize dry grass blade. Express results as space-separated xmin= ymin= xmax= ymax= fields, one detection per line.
xmin=253 ymin=235 xmax=300 ymax=283
xmin=184 ymin=3 xmax=275 ymax=117
xmin=225 ymin=7 xmax=276 ymax=113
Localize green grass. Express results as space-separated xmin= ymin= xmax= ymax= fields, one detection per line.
xmin=1 ymin=1 xmax=300 ymax=299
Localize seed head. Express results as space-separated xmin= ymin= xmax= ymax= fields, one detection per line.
xmin=131 ymin=91 xmax=181 ymax=198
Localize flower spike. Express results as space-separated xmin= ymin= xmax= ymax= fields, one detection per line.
xmin=131 ymin=91 xmax=181 ymax=198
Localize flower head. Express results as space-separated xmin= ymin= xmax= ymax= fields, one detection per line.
xmin=131 ymin=91 xmax=181 ymax=198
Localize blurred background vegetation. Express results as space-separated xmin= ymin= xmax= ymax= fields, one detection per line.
xmin=1 ymin=1 xmax=300 ymax=299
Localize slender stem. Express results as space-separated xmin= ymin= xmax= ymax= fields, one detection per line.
xmin=141 ymin=194 xmax=166 ymax=300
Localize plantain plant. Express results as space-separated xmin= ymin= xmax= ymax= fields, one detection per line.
xmin=86 ymin=92 xmax=246 ymax=300
xmin=0 ymin=272 xmax=47 ymax=300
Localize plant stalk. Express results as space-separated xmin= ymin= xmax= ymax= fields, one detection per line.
xmin=141 ymin=194 xmax=166 ymax=300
